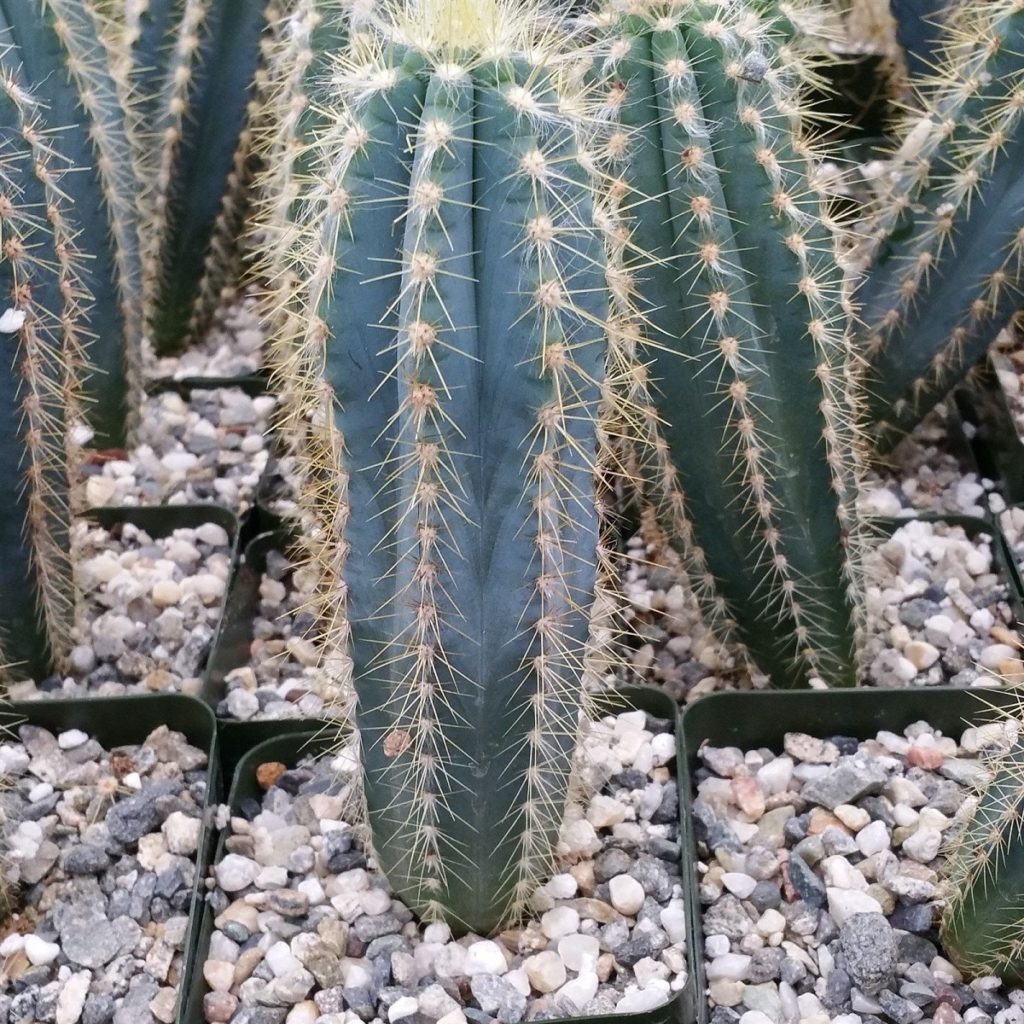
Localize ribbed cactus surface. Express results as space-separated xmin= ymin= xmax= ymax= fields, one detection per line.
xmin=857 ymin=0 xmax=1024 ymax=448
xmin=0 ymin=0 xmax=141 ymax=448
xmin=0 ymin=41 xmax=89 ymax=678
xmin=135 ymin=0 xmax=271 ymax=353
xmin=941 ymin=720 xmax=1024 ymax=982
xmin=595 ymin=0 xmax=864 ymax=689
xmin=268 ymin=0 xmax=612 ymax=931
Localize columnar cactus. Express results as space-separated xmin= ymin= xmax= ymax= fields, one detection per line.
xmin=592 ymin=0 xmax=866 ymax=689
xmin=856 ymin=0 xmax=1024 ymax=448
xmin=263 ymin=0 xmax=618 ymax=932
xmin=941 ymin=711 xmax=1024 ymax=982
xmin=0 ymin=1 xmax=142 ymax=448
xmin=132 ymin=0 xmax=273 ymax=353
xmin=0 ymin=62 xmax=89 ymax=680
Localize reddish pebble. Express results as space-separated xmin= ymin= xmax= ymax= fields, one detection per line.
xmin=731 ymin=776 xmax=766 ymax=818
xmin=907 ymin=744 xmax=944 ymax=770
xmin=256 ymin=761 xmax=287 ymax=790
xmin=933 ymin=1003 xmax=959 ymax=1024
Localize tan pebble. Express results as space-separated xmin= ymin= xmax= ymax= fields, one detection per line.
xmin=151 ymin=579 xmax=181 ymax=608
xmin=999 ymin=658 xmax=1024 ymax=683
xmin=144 ymin=669 xmax=175 ymax=692
xmin=708 ymin=978 xmax=745 ymax=1007
xmin=233 ymin=947 xmax=263 ymax=986
xmin=903 ymin=640 xmax=940 ymax=671
xmin=596 ymin=952 xmax=615 ymax=983
xmin=834 ymin=804 xmax=870 ymax=831
xmin=570 ymin=860 xmax=595 ymax=896
xmin=731 ymin=776 xmax=765 ymax=818
xmin=808 ymin=808 xmax=847 ymax=835
xmin=990 ymin=625 xmax=1021 ymax=647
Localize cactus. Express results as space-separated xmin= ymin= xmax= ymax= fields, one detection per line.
xmin=0 ymin=53 xmax=90 ymax=679
xmin=940 ymin=706 xmax=1024 ymax=982
xmin=133 ymin=0 xmax=273 ymax=354
xmin=889 ymin=0 xmax=948 ymax=76
xmin=0 ymin=1 xmax=142 ymax=449
xmin=260 ymin=0 xmax=620 ymax=933
xmin=590 ymin=0 xmax=866 ymax=689
xmin=855 ymin=0 xmax=1024 ymax=449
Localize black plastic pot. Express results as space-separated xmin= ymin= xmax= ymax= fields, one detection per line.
xmin=186 ymin=684 xmax=697 ymax=1024
xmin=957 ymin=353 xmax=1024 ymax=504
xmin=144 ymin=374 xmax=269 ymax=398
xmin=8 ymin=694 xmax=220 ymax=1024
xmin=678 ymin=686 xmax=1024 ymax=1024
xmin=203 ymin=528 xmax=321 ymax=778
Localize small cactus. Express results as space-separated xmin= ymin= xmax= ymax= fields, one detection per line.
xmin=941 ymin=704 xmax=1024 ymax=982
xmin=260 ymin=0 xmax=622 ymax=932
xmin=855 ymin=0 xmax=1024 ymax=448
xmin=591 ymin=0 xmax=867 ymax=689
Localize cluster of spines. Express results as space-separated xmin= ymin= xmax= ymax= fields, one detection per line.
xmin=856 ymin=0 xmax=1024 ymax=448
xmin=261 ymin=0 xmax=631 ymax=931
xmin=590 ymin=0 xmax=867 ymax=689
xmin=940 ymin=697 xmax=1024 ymax=981
xmin=0 ymin=64 xmax=90 ymax=678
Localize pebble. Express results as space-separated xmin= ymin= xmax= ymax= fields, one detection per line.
xmin=609 ymin=874 xmax=646 ymax=915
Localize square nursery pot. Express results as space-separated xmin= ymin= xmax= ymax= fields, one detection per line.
xmin=4 ymin=694 xmax=221 ymax=1024
xmin=204 ymin=527 xmax=327 ymax=780
xmin=187 ymin=684 xmax=698 ymax=1024
xmin=678 ymin=686 xmax=1024 ymax=1024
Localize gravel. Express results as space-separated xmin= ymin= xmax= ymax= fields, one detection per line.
xmin=218 ymin=546 xmax=346 ymax=722
xmin=0 ymin=722 xmax=208 ymax=1024
xmin=79 ymin=388 xmax=275 ymax=512
xmin=9 ymin=520 xmax=233 ymax=700
xmin=201 ymin=709 xmax=687 ymax=1022
xmin=695 ymin=717 xmax=1023 ymax=1024
xmin=143 ymin=291 xmax=264 ymax=382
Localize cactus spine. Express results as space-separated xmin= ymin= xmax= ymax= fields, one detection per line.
xmin=856 ymin=0 xmax=1024 ymax=448
xmin=941 ymin=709 xmax=1024 ymax=982
xmin=263 ymin=0 xmax=618 ymax=932
xmin=594 ymin=0 xmax=866 ymax=689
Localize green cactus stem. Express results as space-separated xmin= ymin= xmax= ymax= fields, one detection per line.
xmin=941 ymin=704 xmax=1024 ymax=982
xmin=0 ymin=0 xmax=142 ymax=448
xmin=856 ymin=0 xmax=1024 ymax=449
xmin=264 ymin=0 xmax=617 ymax=933
xmin=0 ymin=62 xmax=88 ymax=679
xmin=593 ymin=0 xmax=866 ymax=689
xmin=137 ymin=0 xmax=272 ymax=354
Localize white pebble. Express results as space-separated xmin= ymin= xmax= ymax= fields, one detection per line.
xmin=826 ymin=887 xmax=882 ymax=925
xmin=902 ymin=826 xmax=942 ymax=863
xmin=540 ymin=906 xmax=579 ymax=940
xmin=856 ymin=820 xmax=890 ymax=857
xmin=162 ymin=811 xmax=201 ymax=855
xmin=609 ymin=873 xmax=645 ymax=915
xmin=544 ymin=873 xmax=577 ymax=900
xmin=557 ymin=971 xmax=599 ymax=1011
xmin=707 ymin=954 xmax=751 ymax=982
xmin=463 ymin=939 xmax=507 ymax=976
xmin=722 ymin=872 xmax=757 ymax=899
xmin=215 ymin=854 xmax=260 ymax=892
xmin=557 ymin=933 xmax=600 ymax=972
xmin=982 ymin=644 xmax=1019 ymax=670
xmin=388 ymin=997 xmax=420 ymax=1022
xmin=524 ymin=951 xmax=566 ymax=993
xmin=24 ymin=935 xmax=60 ymax=965
xmin=55 ymin=970 xmax=91 ymax=1024
xmin=57 ymin=729 xmax=88 ymax=750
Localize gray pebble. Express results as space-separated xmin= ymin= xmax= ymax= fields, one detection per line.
xmin=839 ymin=913 xmax=896 ymax=995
